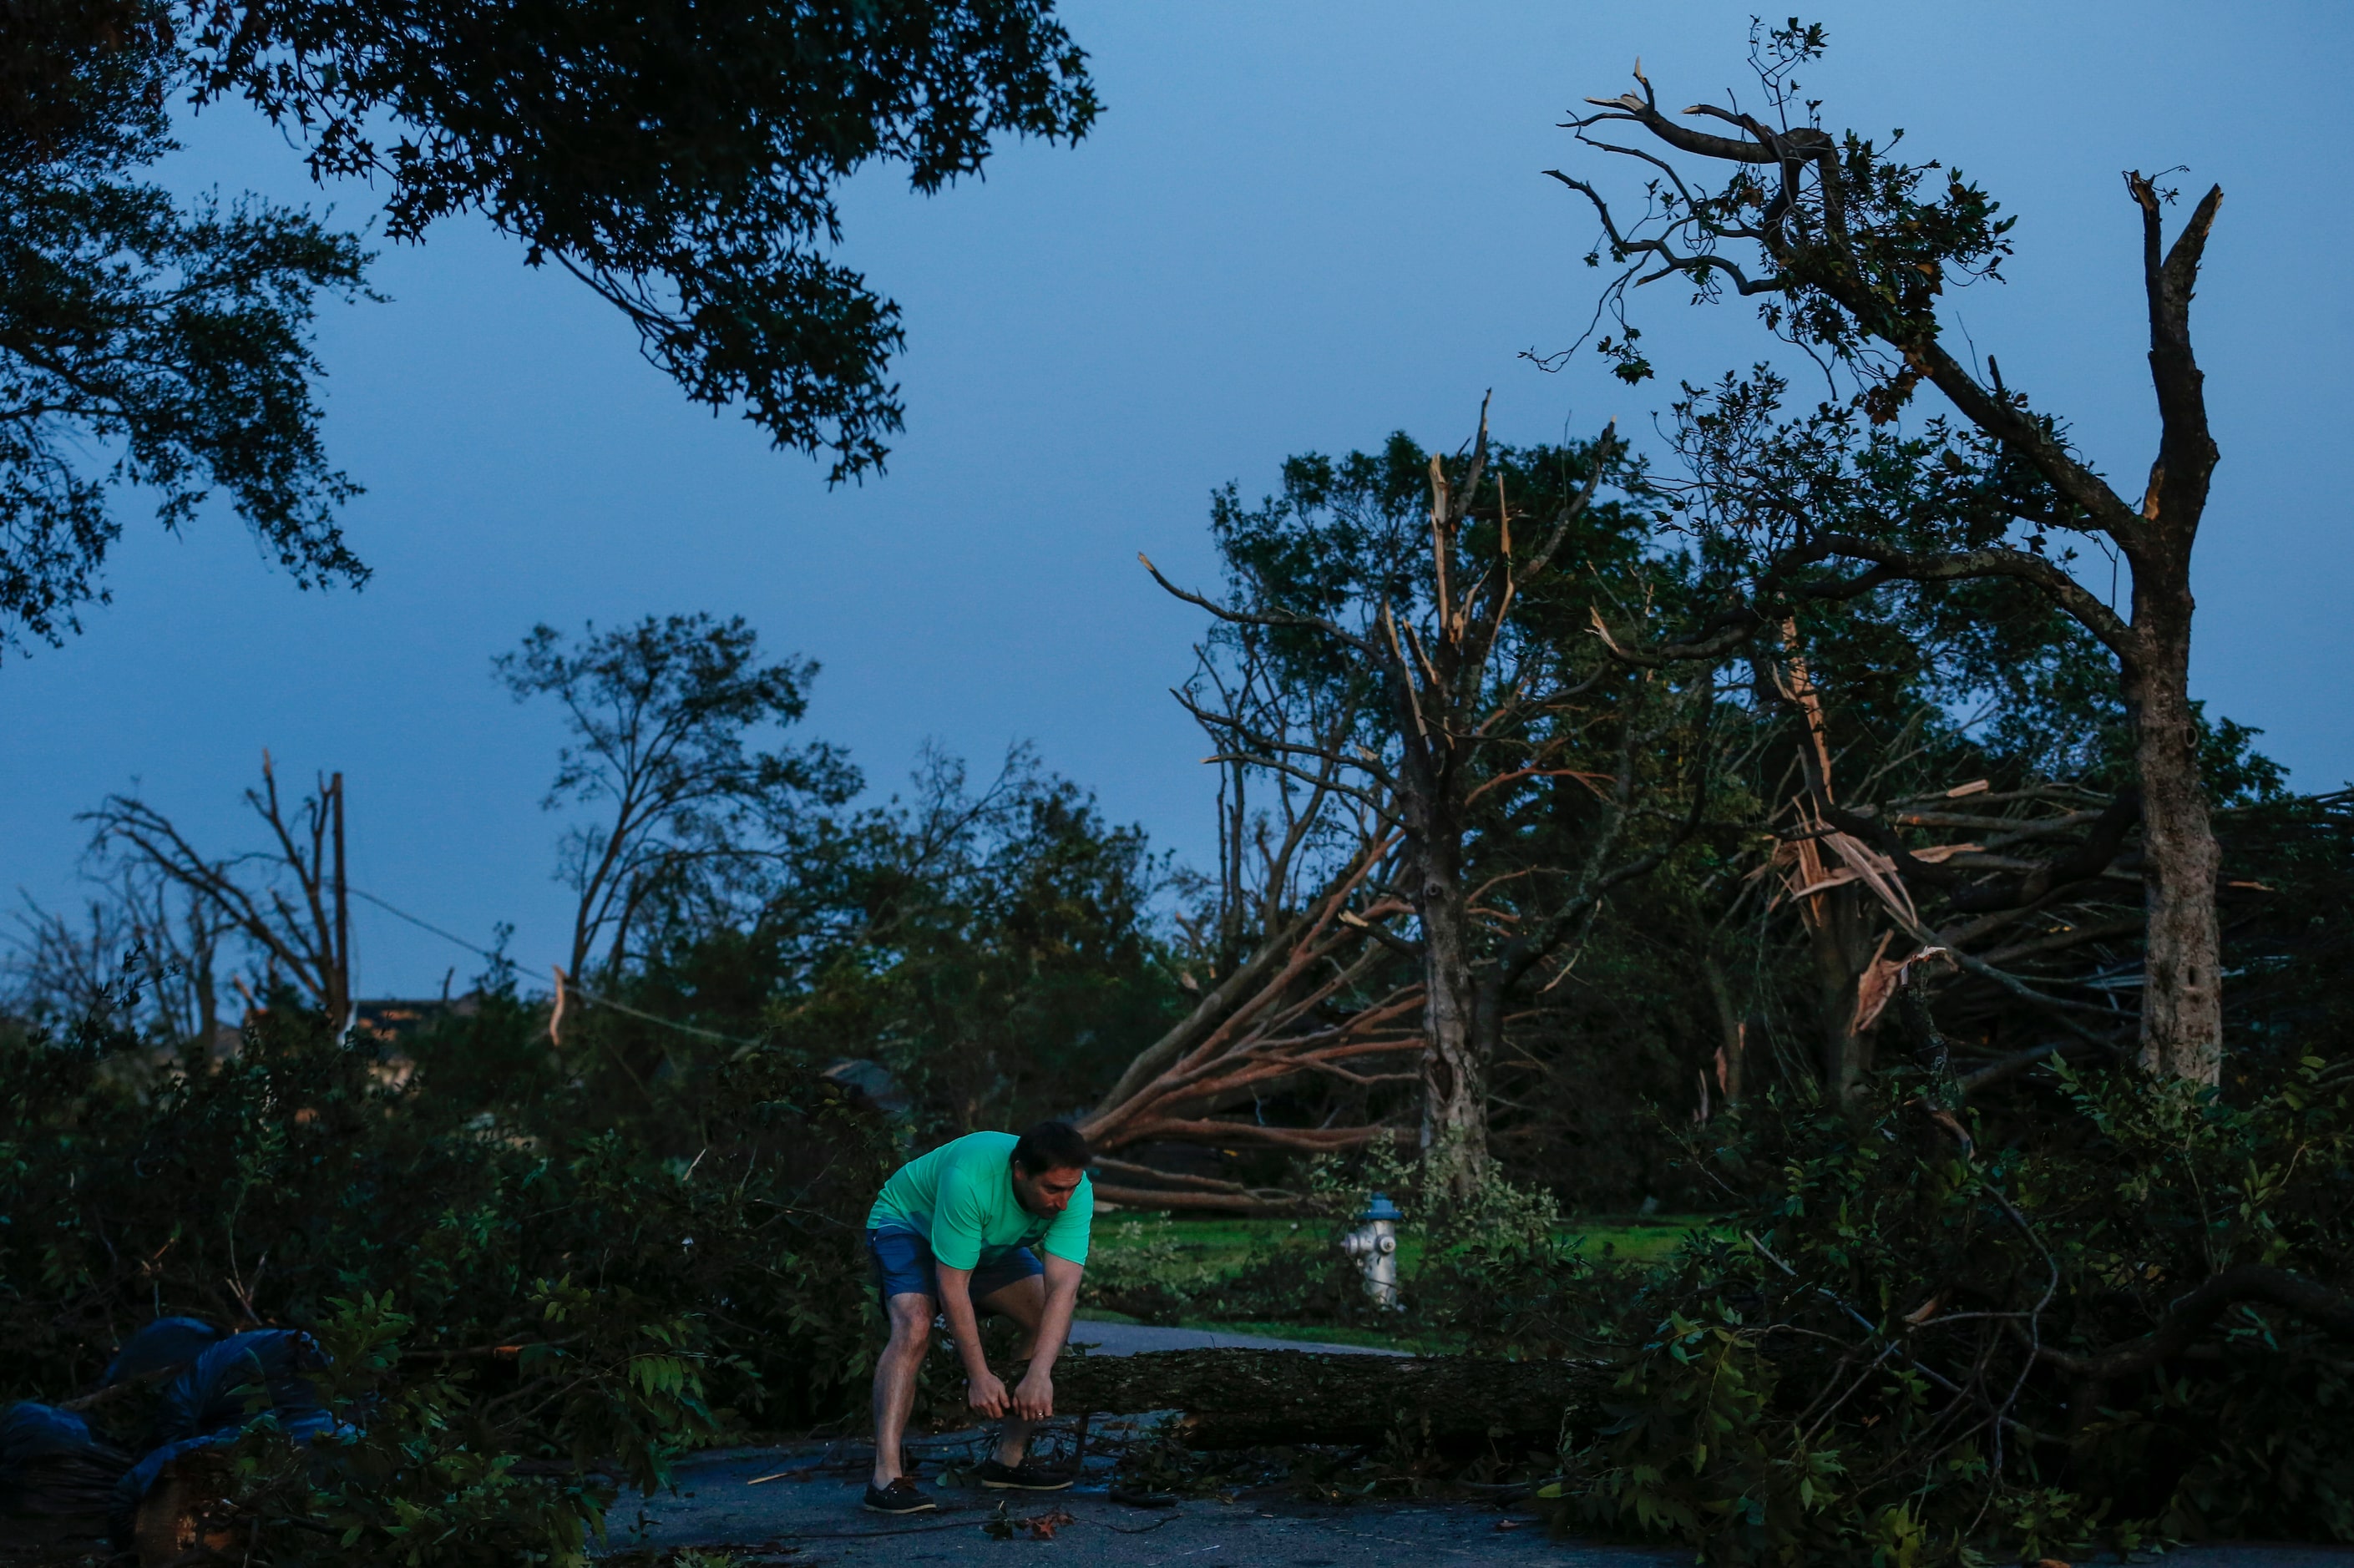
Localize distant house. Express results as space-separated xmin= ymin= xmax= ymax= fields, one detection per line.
xmin=349 ymin=995 xmax=484 ymax=1089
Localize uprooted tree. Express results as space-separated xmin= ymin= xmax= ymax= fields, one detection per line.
xmin=1553 ymin=22 xmax=2232 ymax=1082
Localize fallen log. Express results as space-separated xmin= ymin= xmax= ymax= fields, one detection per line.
xmin=1048 ymin=1348 xmax=1610 ymax=1449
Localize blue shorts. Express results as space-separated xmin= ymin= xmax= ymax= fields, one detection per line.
xmin=865 ymin=1226 xmax=1043 ymax=1311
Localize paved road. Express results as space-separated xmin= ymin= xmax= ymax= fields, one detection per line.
xmin=606 ymin=1451 xmax=2354 ymax=1568
xmin=606 ymin=1450 xmax=1676 ymax=1566
xmin=605 ymin=1321 xmax=2354 ymax=1566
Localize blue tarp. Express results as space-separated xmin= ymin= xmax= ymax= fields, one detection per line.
xmin=69 ymin=1319 xmax=346 ymax=1546
xmin=101 ymin=1317 xmax=226 ymax=1388
xmin=0 ymin=1318 xmax=352 ymax=1541
xmin=152 ymin=1329 xmax=332 ymax=1447
xmin=0 ymin=1402 xmax=131 ymax=1518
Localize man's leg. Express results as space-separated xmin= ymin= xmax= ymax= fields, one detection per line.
xmin=870 ymin=1291 xmax=934 ymax=1488
xmin=975 ymin=1273 xmax=1045 ymax=1468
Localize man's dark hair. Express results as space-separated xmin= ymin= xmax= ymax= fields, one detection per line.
xmin=1012 ymin=1120 xmax=1091 ymax=1175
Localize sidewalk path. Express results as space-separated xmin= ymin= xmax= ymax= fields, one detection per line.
xmin=1064 ymin=1316 xmax=1410 ymax=1357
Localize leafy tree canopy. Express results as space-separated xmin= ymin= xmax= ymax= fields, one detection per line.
xmin=181 ymin=0 xmax=1099 ymax=478
xmin=496 ymin=612 xmax=858 ymax=982
xmin=0 ymin=0 xmax=369 ymax=653
xmin=0 ymin=0 xmax=1096 ymax=650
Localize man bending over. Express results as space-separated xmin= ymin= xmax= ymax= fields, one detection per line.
xmin=862 ymin=1120 xmax=1093 ymax=1515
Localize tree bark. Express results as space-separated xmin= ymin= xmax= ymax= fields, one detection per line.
xmin=2127 ymin=598 xmax=2221 ymax=1082
xmin=1805 ymin=889 xmax=1876 ymax=1100
xmin=1701 ymin=951 xmax=1745 ymax=1105
xmin=1764 ymin=628 xmax=1877 ymax=1101
xmin=2114 ymin=175 xmax=2226 ymax=1085
xmin=1051 ymin=1347 xmax=1607 ymax=1448
xmin=1414 ymin=834 xmax=1488 ymax=1199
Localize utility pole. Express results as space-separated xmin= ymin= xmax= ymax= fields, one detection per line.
xmin=331 ymin=771 xmax=350 ymax=1030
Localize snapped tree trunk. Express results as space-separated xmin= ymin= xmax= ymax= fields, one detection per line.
xmin=1767 ymin=628 xmax=1877 ymax=1101
xmin=2127 ymin=596 xmax=2222 ymax=1083
xmin=1052 ymin=1347 xmax=1608 ymax=1448
xmin=1808 ymin=885 xmax=1876 ymax=1102
xmin=2119 ymin=175 xmax=2227 ymax=1085
xmin=1146 ymin=408 xmax=1643 ymax=1189
xmin=1414 ymin=837 xmax=1488 ymax=1199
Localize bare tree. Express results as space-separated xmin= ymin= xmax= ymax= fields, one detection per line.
xmin=1146 ymin=402 xmax=1712 ymax=1196
xmin=86 ymin=753 xmax=352 ymax=1026
xmin=8 ymin=868 xmax=232 ymax=1050
xmin=5 ymin=891 xmax=133 ymax=1027
xmin=1550 ymin=27 xmax=2230 ymax=1080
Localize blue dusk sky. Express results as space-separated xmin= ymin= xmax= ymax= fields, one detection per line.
xmin=3 ymin=2 xmax=2347 ymax=997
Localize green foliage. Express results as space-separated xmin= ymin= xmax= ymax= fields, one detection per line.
xmin=1547 ymin=1059 xmax=2354 ymax=1564
xmin=1570 ymin=18 xmax=2015 ymax=391
xmin=1569 ymin=1309 xmax=1846 ymax=1564
xmin=225 ymin=1293 xmax=613 ymax=1565
xmin=1077 ymin=1050 xmax=2354 ymax=1561
xmin=0 ymin=1 xmax=1100 ymax=652
xmin=0 ymin=0 xmax=370 ymax=651
xmin=181 ymin=0 xmax=1098 ymax=477
xmin=752 ymin=746 xmax=1181 ymax=1137
xmin=1207 ymin=427 xmax=1660 ymax=721
xmin=0 ymin=1002 xmax=897 ymax=1560
xmin=497 ymin=612 xmax=858 ymax=980
xmin=474 ymin=736 xmax=1174 ymax=1151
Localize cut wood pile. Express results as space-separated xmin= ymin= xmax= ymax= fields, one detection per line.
xmin=1049 ymin=1347 xmax=1609 ymax=1448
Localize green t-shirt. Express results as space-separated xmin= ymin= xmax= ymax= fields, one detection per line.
xmin=867 ymin=1130 xmax=1093 ymax=1269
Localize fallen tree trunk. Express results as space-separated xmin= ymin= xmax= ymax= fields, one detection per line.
xmin=1091 ymin=1184 xmax=1297 ymax=1215
xmin=1049 ymin=1348 xmax=1610 ymax=1449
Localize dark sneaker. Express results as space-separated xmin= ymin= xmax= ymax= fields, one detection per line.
xmin=863 ymin=1477 xmax=938 ymax=1514
xmin=975 ymin=1458 xmax=1075 ymax=1491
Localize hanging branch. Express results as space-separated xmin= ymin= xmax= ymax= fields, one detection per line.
xmin=1549 ymin=30 xmax=2230 ymax=1082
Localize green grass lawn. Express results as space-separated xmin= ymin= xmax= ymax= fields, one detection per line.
xmin=1086 ymin=1211 xmax=1724 ymax=1272
xmin=1076 ymin=1211 xmax=1727 ymax=1347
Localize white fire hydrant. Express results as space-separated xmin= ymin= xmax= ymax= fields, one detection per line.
xmin=1339 ymin=1191 xmax=1404 ymax=1308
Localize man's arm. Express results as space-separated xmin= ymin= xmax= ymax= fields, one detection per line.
xmin=936 ymin=1265 xmax=1009 ymax=1417
xmin=1012 ymin=1253 xmax=1083 ymax=1422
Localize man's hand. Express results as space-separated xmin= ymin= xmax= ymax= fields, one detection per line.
xmin=1012 ymin=1367 xmax=1055 ymax=1422
xmin=967 ymin=1369 xmax=1010 ymax=1418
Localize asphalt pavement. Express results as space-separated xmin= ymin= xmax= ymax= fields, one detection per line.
xmin=602 ymin=1319 xmax=2354 ymax=1567
xmin=605 ymin=1445 xmax=1675 ymax=1567
xmin=605 ymin=1447 xmax=2354 ymax=1568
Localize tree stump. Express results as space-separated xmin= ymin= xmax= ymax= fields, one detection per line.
xmin=132 ymin=1448 xmax=236 ymax=1568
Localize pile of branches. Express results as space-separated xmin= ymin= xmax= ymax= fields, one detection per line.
xmin=1554 ymin=1056 xmax=2354 ymax=1565
xmin=0 ymin=1002 xmax=900 ymax=1562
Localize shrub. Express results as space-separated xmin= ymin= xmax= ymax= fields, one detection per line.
xmin=1557 ymin=1061 xmax=2354 ymax=1563
xmin=0 ymin=1010 xmax=897 ymax=1561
